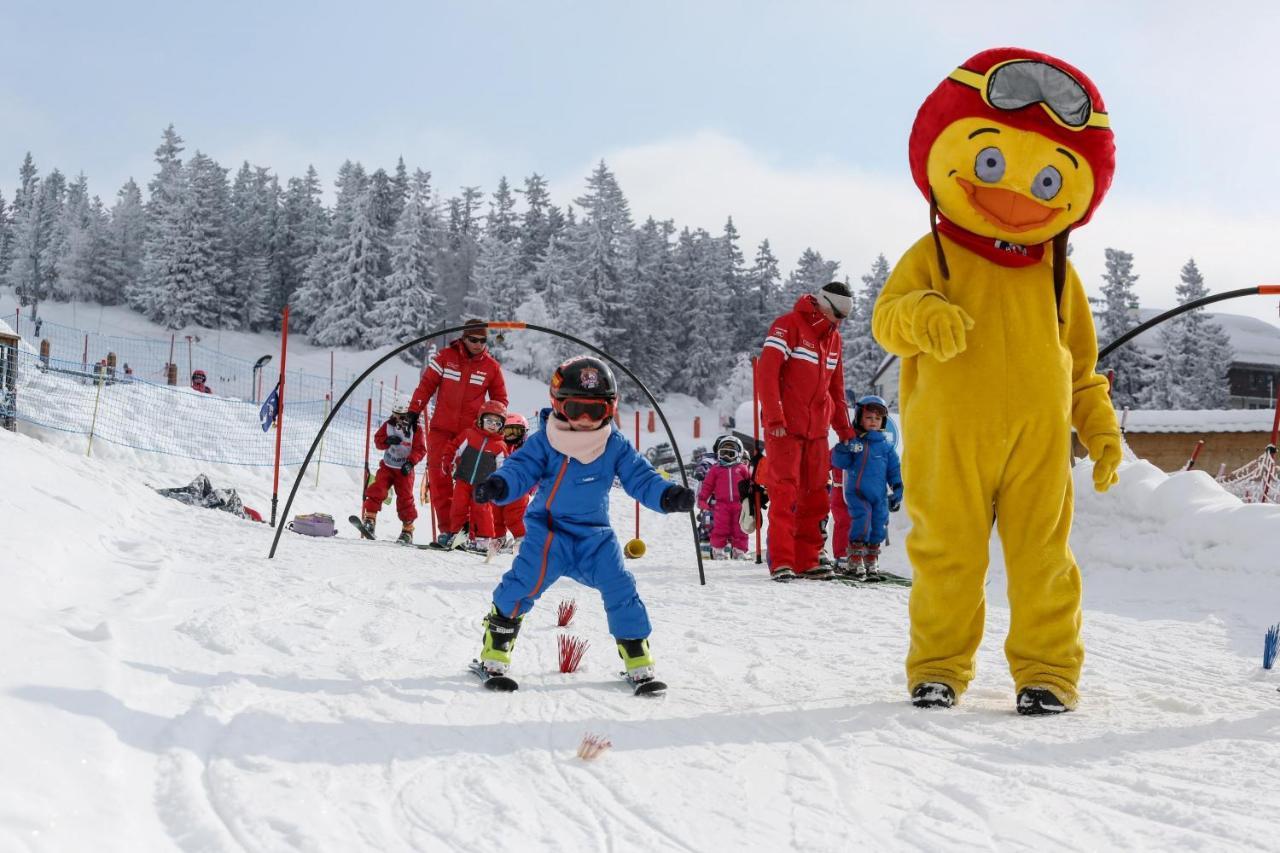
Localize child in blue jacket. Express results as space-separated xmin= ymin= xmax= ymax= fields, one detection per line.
xmin=830 ymin=395 xmax=903 ymax=578
xmin=472 ymin=356 xmax=696 ymax=686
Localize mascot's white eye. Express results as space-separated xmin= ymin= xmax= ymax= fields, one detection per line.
xmin=974 ymin=146 xmax=1005 ymax=182
xmin=1031 ymin=165 xmax=1063 ymax=201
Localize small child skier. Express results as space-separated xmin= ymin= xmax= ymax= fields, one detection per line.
xmin=697 ymin=434 xmax=751 ymax=559
xmin=830 ymin=395 xmax=903 ymax=578
xmin=446 ymin=400 xmax=508 ymax=550
xmin=491 ymin=412 xmax=534 ymax=553
xmin=362 ymin=404 xmax=427 ymax=543
xmin=471 ymin=355 xmax=696 ymax=688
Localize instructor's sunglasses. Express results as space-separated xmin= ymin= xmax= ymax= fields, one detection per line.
xmin=464 ymin=335 xmax=487 ymax=345
xmin=557 ymin=397 xmax=614 ymax=422
xmin=948 ymin=59 xmax=1109 ymax=131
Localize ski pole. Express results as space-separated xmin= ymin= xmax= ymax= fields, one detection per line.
xmin=85 ymin=364 xmax=106 ymax=457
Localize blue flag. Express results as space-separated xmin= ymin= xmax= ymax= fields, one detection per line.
xmin=259 ymin=385 xmax=280 ymax=432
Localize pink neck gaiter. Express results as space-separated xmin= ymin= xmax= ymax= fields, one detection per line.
xmin=546 ymin=416 xmax=611 ymax=464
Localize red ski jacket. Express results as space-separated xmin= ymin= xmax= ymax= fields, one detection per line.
xmin=408 ymin=338 xmax=509 ymax=435
xmin=452 ymin=426 xmax=507 ymax=485
xmin=373 ymin=420 xmax=427 ymax=470
xmin=758 ymin=295 xmax=855 ymax=441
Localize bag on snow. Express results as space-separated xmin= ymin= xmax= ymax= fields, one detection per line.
xmin=288 ymin=512 xmax=337 ymax=537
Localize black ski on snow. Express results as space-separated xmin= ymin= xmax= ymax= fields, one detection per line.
xmin=621 ymin=672 xmax=668 ymax=696
xmin=469 ymin=659 xmax=519 ymax=692
xmin=421 ymin=541 xmax=489 ymax=557
xmin=348 ymin=515 xmax=375 ymax=540
xmin=832 ymin=571 xmax=912 ymax=589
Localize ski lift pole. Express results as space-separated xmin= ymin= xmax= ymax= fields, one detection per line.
xmin=315 ymin=393 xmax=330 ymax=487
xmin=85 ymin=364 xmax=107 ymax=457
xmin=270 ymin=305 xmax=290 ymax=527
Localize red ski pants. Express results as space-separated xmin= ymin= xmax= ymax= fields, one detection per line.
xmin=363 ymin=463 xmax=418 ymax=525
xmin=765 ymin=433 xmax=831 ymax=571
xmin=450 ymin=481 xmax=496 ymax=538
xmin=426 ymin=429 xmax=462 ymax=532
xmin=493 ymin=495 xmax=530 ymax=539
xmin=829 ymin=485 xmax=851 ymax=558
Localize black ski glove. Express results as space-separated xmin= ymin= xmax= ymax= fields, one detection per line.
xmin=400 ymin=462 xmax=413 ymax=475
xmin=474 ymin=474 xmax=508 ymax=505
xmin=889 ymin=485 xmax=903 ymax=512
xmin=385 ymin=435 xmax=402 ymax=446
xmin=889 ymin=499 xmax=902 ymax=513
xmin=660 ymin=485 xmax=696 ymax=513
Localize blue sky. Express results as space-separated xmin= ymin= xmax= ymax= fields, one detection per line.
xmin=3 ymin=0 xmax=1279 ymax=325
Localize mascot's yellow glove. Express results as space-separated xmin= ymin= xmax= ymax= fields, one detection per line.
xmin=911 ymin=295 xmax=975 ymax=362
xmin=1087 ymin=434 xmax=1122 ymax=492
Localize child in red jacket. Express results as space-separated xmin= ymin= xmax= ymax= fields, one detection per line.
xmin=492 ymin=412 xmax=534 ymax=553
xmin=362 ymin=404 xmax=428 ymax=543
xmin=447 ymin=400 xmax=508 ymax=549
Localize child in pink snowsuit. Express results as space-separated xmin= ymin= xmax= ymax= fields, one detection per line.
xmin=697 ymin=435 xmax=751 ymax=558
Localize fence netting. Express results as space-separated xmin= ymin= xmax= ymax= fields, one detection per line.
xmin=7 ymin=347 xmax=375 ymax=469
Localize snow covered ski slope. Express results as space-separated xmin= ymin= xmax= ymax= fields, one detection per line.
xmin=2 ymin=427 xmax=1279 ymax=851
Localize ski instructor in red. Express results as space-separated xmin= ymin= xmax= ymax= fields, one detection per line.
xmin=408 ymin=318 xmax=510 ymax=546
xmin=757 ymin=282 xmax=857 ymax=581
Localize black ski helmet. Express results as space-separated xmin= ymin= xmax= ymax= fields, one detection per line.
xmin=550 ymin=356 xmax=618 ymax=422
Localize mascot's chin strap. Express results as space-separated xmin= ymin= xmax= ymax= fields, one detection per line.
xmin=929 ymin=186 xmax=1069 ymax=323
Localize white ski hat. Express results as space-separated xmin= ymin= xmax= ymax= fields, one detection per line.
xmin=816 ymin=281 xmax=853 ymax=320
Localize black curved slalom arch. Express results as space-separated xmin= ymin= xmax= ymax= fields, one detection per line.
xmin=267 ymin=322 xmax=708 ymax=586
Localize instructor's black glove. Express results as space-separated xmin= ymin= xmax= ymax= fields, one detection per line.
xmin=474 ymin=474 xmax=508 ymax=505
xmin=385 ymin=435 xmax=402 ymax=446
xmin=406 ymin=411 xmax=419 ymax=427
xmin=400 ymin=462 xmax=413 ymax=475
xmin=660 ymin=485 xmax=696 ymax=513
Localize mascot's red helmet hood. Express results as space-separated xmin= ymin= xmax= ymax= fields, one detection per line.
xmin=909 ymin=47 xmax=1116 ymax=229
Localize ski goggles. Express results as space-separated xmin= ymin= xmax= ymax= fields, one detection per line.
xmin=479 ymin=413 xmax=505 ymax=431
xmin=501 ymin=424 xmax=527 ymax=442
xmin=555 ymin=396 xmax=615 ymax=422
xmin=948 ymin=60 xmax=1109 ymax=131
xmin=717 ymin=447 xmax=741 ymax=463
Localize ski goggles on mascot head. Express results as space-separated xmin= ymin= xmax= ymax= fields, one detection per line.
xmin=947 ymin=60 xmax=1110 ymax=132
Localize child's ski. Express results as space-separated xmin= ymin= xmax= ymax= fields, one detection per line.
xmin=348 ymin=515 xmax=375 ymax=540
xmin=833 ymin=571 xmax=912 ymax=588
xmin=620 ymin=671 xmax=668 ymax=696
xmin=468 ymin=659 xmax=518 ymax=692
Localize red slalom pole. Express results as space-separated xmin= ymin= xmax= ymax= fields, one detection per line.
xmin=751 ymin=355 xmax=762 ymax=564
xmin=362 ymin=397 xmax=373 ymax=512
xmin=1182 ymin=439 xmax=1205 ymax=472
xmin=634 ymin=409 xmax=641 ymax=541
xmin=270 ymin=305 xmax=290 ymax=527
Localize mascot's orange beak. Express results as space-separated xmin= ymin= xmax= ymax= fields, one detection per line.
xmin=955 ymin=177 xmax=1062 ymax=233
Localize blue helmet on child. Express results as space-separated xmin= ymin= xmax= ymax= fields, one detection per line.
xmin=854 ymin=395 xmax=888 ymax=424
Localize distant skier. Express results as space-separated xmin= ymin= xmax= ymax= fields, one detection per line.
xmin=445 ymin=400 xmax=508 ymax=550
xmin=492 ymin=412 xmax=533 ymax=553
xmin=191 ymin=369 xmax=212 ymax=394
xmin=697 ymin=434 xmax=751 ymax=558
xmin=470 ymin=356 xmax=696 ymax=691
xmin=361 ymin=404 xmax=427 ymax=544
xmin=830 ymin=395 xmax=903 ymax=579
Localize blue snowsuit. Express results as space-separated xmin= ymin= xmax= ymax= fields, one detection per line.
xmin=489 ymin=409 xmax=673 ymax=639
xmin=831 ymin=430 xmax=903 ymax=546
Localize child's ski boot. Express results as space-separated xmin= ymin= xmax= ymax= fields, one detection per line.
xmin=474 ymin=605 xmax=523 ymax=691
xmin=396 ymin=524 xmax=414 ymax=545
xmin=617 ymin=638 xmax=666 ymax=695
xmin=349 ymin=514 xmax=376 ymax=540
xmin=863 ymin=542 xmax=881 ymax=577
xmin=839 ymin=541 xmax=867 ymax=579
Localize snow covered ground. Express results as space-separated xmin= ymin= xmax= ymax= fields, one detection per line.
xmin=3 ymin=403 xmax=1280 ymax=851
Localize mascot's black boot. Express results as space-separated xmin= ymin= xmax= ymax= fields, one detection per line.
xmin=1016 ymin=687 xmax=1070 ymax=716
xmin=911 ymin=682 xmax=955 ymax=709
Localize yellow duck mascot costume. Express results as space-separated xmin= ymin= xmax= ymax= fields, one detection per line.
xmin=873 ymin=48 xmax=1122 ymax=715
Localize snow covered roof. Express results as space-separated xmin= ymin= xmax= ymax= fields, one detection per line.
xmin=0 ymin=317 xmax=16 ymax=339
xmin=1120 ymin=409 xmax=1277 ymax=434
xmin=1128 ymin=309 xmax=1280 ymax=367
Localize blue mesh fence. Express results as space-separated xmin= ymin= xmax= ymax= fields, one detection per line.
xmin=7 ymin=347 xmax=377 ymax=468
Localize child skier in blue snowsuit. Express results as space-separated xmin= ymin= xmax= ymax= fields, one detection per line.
xmin=830 ymin=394 xmax=903 ymax=579
xmin=472 ymin=356 xmax=696 ymax=686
